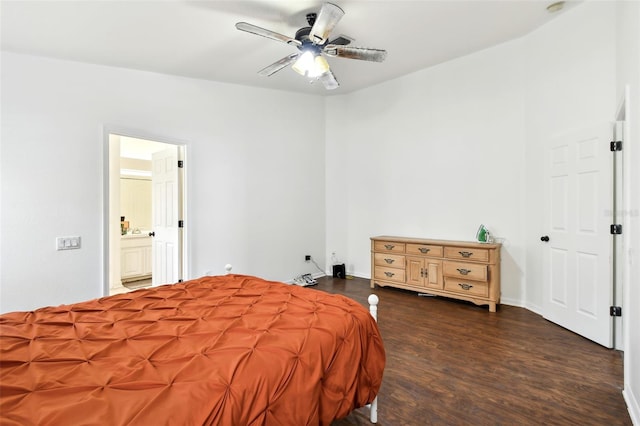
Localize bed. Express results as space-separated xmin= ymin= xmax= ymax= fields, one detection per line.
xmin=0 ymin=272 xmax=385 ymax=425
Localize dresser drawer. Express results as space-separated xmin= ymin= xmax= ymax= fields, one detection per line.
xmin=374 ymin=253 xmax=405 ymax=268
xmin=443 ymin=261 xmax=487 ymax=281
xmin=374 ymin=266 xmax=406 ymax=283
xmin=374 ymin=241 xmax=406 ymax=253
xmin=444 ymin=246 xmax=489 ymax=262
xmin=406 ymin=243 xmax=443 ymax=257
xmin=444 ymin=277 xmax=488 ymax=297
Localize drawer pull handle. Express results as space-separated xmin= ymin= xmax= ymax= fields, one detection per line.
xmin=458 ymin=283 xmax=473 ymax=291
xmin=384 ymin=272 xmax=395 ymax=278
xmin=384 ymin=244 xmax=395 ymax=250
xmin=459 ymin=251 xmax=473 ymax=258
xmin=420 ymin=268 xmax=427 ymax=278
xmin=456 ymin=268 xmax=471 ymax=275
xmin=384 ymin=258 xmax=395 ymax=264
xmin=418 ymin=247 xmax=430 ymax=253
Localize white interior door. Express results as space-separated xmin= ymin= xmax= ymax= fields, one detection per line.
xmin=542 ymin=123 xmax=613 ymax=347
xmin=151 ymin=146 xmax=181 ymax=286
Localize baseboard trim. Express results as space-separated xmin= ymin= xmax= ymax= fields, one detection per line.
xmin=623 ymin=387 xmax=640 ymax=426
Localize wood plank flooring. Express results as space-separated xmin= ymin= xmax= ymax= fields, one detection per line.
xmin=319 ymin=276 xmax=631 ymax=425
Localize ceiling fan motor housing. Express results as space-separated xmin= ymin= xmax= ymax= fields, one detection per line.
xmin=295 ymin=27 xmax=316 ymax=43
xmin=295 ymin=27 xmax=324 ymax=54
xmin=306 ymin=13 xmax=317 ymax=26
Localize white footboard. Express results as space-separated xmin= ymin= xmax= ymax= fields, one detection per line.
xmin=367 ymin=294 xmax=379 ymax=424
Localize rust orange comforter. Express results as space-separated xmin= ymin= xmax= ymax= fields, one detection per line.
xmin=0 ymin=275 xmax=385 ymax=425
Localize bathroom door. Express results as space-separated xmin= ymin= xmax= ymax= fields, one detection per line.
xmin=151 ymin=146 xmax=182 ymax=285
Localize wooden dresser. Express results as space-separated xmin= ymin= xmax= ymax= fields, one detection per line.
xmin=371 ymin=236 xmax=501 ymax=312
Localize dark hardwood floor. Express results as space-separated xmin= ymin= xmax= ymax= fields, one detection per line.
xmin=319 ymin=276 xmax=631 ymax=425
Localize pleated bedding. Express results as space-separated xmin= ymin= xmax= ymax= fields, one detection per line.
xmin=0 ymin=274 xmax=385 ymax=425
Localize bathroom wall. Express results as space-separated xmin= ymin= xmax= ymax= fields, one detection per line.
xmin=120 ymin=158 xmax=152 ymax=232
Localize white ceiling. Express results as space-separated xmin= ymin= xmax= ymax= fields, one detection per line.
xmin=0 ymin=0 xmax=578 ymax=96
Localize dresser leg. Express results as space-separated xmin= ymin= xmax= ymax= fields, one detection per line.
xmin=489 ymin=302 xmax=497 ymax=313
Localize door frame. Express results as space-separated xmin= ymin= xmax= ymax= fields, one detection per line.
xmin=615 ymin=87 xmax=629 ymax=355
xmin=102 ymin=126 xmax=188 ymax=296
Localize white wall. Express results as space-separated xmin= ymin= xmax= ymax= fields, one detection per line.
xmin=523 ymin=1 xmax=617 ymax=313
xmin=0 ymin=52 xmax=326 ymax=313
xmin=326 ymin=37 xmax=527 ymax=304
xmin=326 ymin=1 xmax=619 ymax=310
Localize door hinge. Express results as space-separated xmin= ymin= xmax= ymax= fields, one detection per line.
xmin=610 ymin=306 xmax=622 ymax=317
xmin=610 ymin=141 xmax=622 ymax=151
xmin=178 ymin=220 xmax=184 ymax=228
xmin=610 ymin=224 xmax=622 ymax=235
xmin=178 ymin=160 xmax=184 ymax=168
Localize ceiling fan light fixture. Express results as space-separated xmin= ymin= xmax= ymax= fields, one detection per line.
xmin=292 ymin=51 xmax=313 ymax=76
xmin=292 ymin=51 xmax=330 ymax=78
xmin=312 ymin=55 xmax=330 ymax=77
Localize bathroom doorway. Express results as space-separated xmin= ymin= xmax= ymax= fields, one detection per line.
xmin=106 ymin=133 xmax=187 ymax=296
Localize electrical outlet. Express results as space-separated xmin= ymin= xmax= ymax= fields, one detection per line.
xmin=305 ymin=255 xmax=311 ymax=262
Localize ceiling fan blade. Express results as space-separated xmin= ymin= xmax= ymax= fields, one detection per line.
xmin=309 ymin=3 xmax=344 ymax=45
xmin=258 ymin=53 xmax=300 ymax=76
xmin=319 ymin=70 xmax=339 ymax=90
xmin=236 ymin=22 xmax=302 ymax=47
xmin=327 ymin=35 xmax=353 ymax=46
xmin=324 ymin=45 xmax=387 ymax=62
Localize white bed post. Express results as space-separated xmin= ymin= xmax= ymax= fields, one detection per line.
xmin=225 ymin=264 xmax=233 ymax=274
xmin=368 ymin=294 xmax=379 ymax=321
xmin=367 ymin=294 xmax=379 ymax=424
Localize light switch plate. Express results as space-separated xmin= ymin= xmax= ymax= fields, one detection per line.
xmin=56 ymin=236 xmax=81 ymax=250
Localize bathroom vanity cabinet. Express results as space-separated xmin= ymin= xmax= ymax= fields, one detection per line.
xmin=121 ymin=235 xmax=152 ymax=282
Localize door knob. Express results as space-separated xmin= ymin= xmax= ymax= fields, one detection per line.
xmin=148 ymin=231 xmax=155 ymax=237
xmin=540 ymin=235 xmax=549 ymax=242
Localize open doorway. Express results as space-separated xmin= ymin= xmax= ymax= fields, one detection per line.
xmin=106 ymin=133 xmax=186 ymax=296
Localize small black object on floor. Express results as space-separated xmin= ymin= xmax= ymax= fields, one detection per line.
xmin=332 ymin=263 xmax=346 ymax=278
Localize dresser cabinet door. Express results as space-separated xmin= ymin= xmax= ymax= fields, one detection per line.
xmin=406 ymin=257 xmax=425 ymax=286
xmin=425 ymin=260 xmax=443 ymax=289
xmin=407 ymin=257 xmax=443 ymax=289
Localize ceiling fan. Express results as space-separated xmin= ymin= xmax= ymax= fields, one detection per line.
xmin=235 ymin=2 xmax=387 ymax=90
